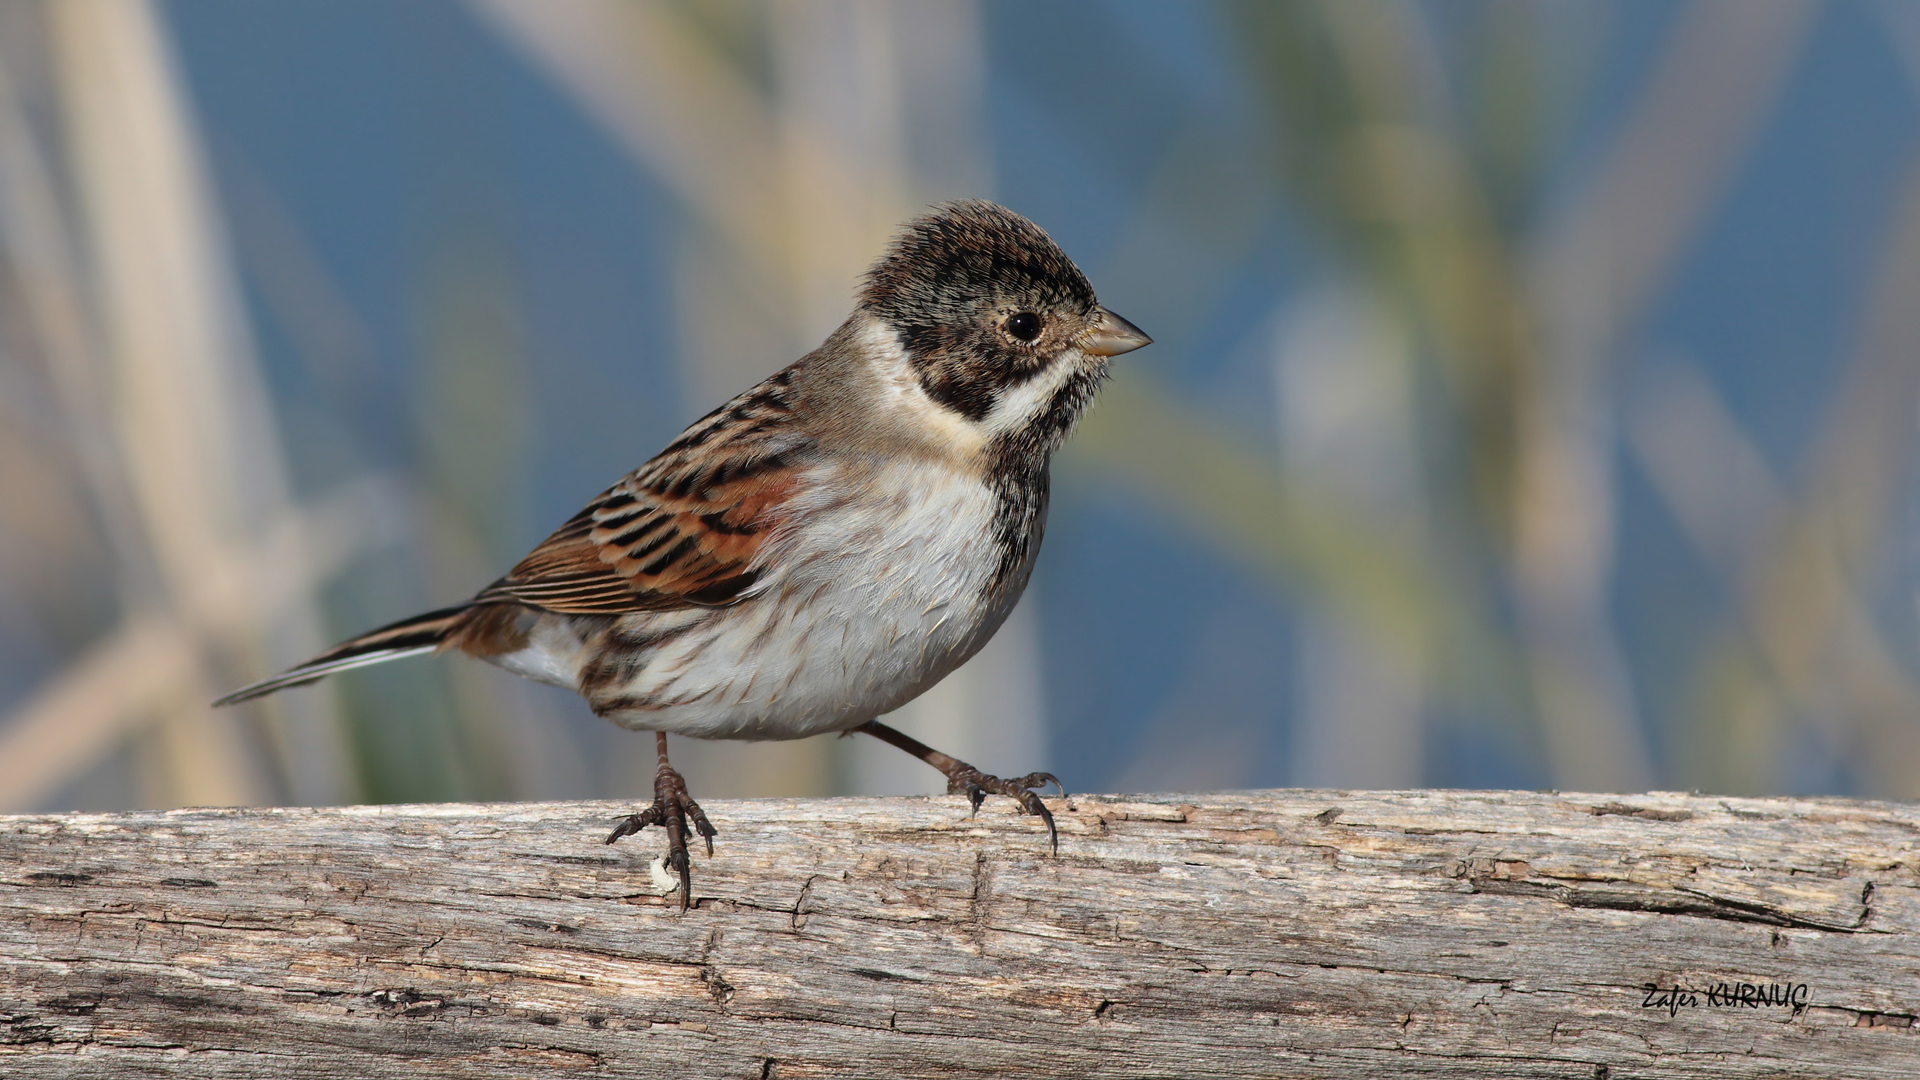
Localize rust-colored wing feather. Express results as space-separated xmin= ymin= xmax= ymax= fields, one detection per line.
xmin=477 ymin=369 xmax=810 ymax=615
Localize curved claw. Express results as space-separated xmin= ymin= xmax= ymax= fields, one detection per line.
xmin=964 ymin=783 xmax=988 ymax=816
xmin=1014 ymin=772 xmax=1067 ymax=799
xmin=943 ymin=764 xmax=1063 ymax=854
xmin=606 ymin=805 xmax=662 ymax=844
xmin=666 ymin=842 xmax=692 ymax=905
xmin=1017 ymin=789 xmax=1059 ymax=854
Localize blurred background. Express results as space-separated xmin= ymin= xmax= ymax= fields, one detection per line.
xmin=4 ymin=0 xmax=1920 ymax=813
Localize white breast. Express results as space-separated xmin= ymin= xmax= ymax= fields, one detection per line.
xmin=529 ymin=458 xmax=1035 ymax=741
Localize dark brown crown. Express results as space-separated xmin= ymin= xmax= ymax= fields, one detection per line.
xmin=859 ymin=200 xmax=1096 ymax=322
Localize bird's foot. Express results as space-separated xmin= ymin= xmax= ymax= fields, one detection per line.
xmin=942 ymin=765 xmax=1064 ymax=854
xmin=605 ymin=764 xmax=716 ymax=910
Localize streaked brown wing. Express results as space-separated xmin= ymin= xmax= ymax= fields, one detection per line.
xmin=477 ymin=372 xmax=808 ymax=614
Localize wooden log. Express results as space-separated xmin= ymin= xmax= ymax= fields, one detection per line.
xmin=1 ymin=789 xmax=1915 ymax=1078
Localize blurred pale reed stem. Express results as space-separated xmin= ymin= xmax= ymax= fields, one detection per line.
xmin=1312 ymin=0 xmax=1804 ymax=790
xmin=1683 ymin=162 xmax=1920 ymax=795
xmin=0 ymin=0 xmax=358 ymax=809
xmin=1188 ymin=0 xmax=1815 ymax=790
xmin=1509 ymin=0 xmax=1814 ymax=790
xmin=1270 ymin=287 xmax=1427 ymax=787
xmin=1560 ymin=0 xmax=1920 ymax=793
xmin=0 ymin=478 xmax=404 ymax=809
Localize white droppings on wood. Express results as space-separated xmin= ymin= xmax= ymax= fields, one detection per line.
xmin=648 ymin=855 xmax=678 ymax=894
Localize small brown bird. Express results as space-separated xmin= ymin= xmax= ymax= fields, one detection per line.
xmin=217 ymin=200 xmax=1150 ymax=907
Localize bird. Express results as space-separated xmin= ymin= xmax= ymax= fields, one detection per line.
xmin=216 ymin=199 xmax=1151 ymax=908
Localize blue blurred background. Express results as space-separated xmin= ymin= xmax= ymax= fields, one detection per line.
xmin=4 ymin=0 xmax=1920 ymax=812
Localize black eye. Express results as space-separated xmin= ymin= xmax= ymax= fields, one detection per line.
xmin=1004 ymin=311 xmax=1043 ymax=342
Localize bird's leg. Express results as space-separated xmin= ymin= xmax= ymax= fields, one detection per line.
xmin=606 ymin=732 xmax=716 ymax=910
xmin=854 ymin=719 xmax=1063 ymax=853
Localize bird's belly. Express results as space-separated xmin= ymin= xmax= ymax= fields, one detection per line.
xmin=528 ymin=467 xmax=1033 ymax=740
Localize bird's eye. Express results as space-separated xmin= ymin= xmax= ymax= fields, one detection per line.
xmin=1004 ymin=311 xmax=1043 ymax=342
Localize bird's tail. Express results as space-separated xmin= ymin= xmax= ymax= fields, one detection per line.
xmin=212 ymin=604 xmax=473 ymax=707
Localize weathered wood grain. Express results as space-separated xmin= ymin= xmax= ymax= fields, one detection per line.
xmin=2 ymin=789 xmax=1916 ymax=1078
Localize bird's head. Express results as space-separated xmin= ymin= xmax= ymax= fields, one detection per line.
xmin=857 ymin=200 xmax=1149 ymax=460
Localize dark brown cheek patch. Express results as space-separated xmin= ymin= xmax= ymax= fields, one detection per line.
xmin=918 ymin=361 xmax=999 ymax=421
xmin=908 ymin=327 xmax=1054 ymax=423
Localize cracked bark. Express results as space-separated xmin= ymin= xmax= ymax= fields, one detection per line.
xmin=2 ymin=790 xmax=1917 ymax=1078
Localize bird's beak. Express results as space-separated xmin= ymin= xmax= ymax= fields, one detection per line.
xmin=1081 ymin=307 xmax=1152 ymax=357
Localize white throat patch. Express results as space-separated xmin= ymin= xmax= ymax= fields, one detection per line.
xmin=979 ymin=350 xmax=1091 ymax=438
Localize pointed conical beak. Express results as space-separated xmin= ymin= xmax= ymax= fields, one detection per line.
xmin=1082 ymin=306 xmax=1152 ymax=357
